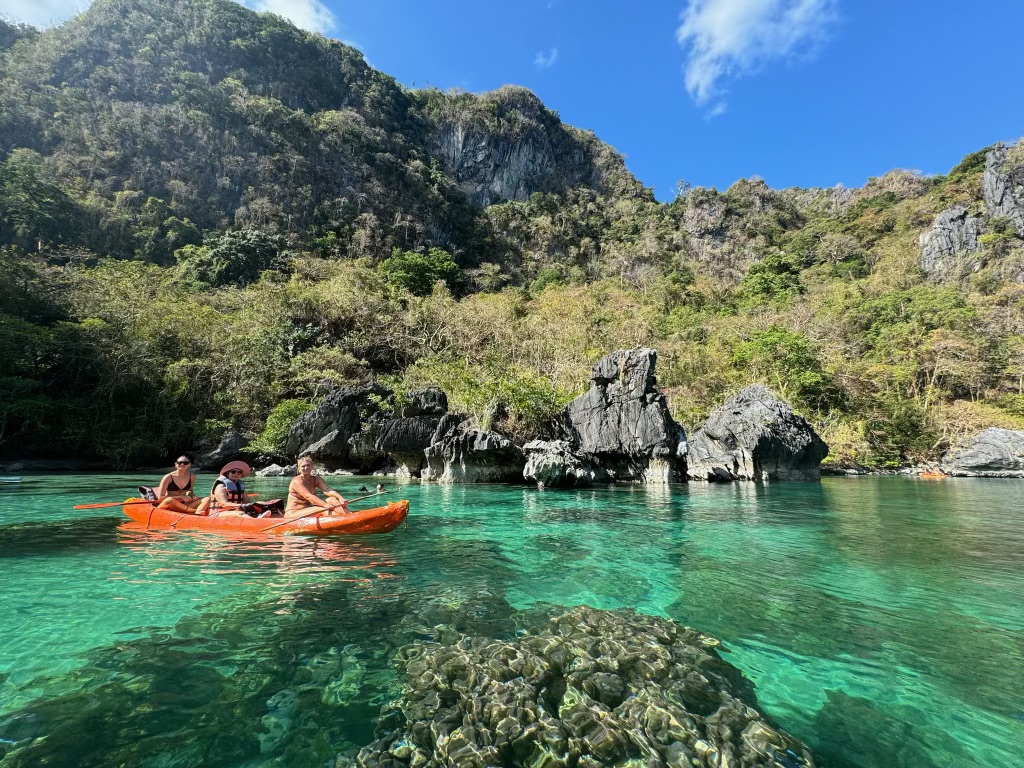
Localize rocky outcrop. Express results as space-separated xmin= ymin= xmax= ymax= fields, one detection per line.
xmin=919 ymin=204 xmax=983 ymax=279
xmin=940 ymin=427 xmax=1024 ymax=477
xmin=352 ymin=606 xmax=814 ymax=768
xmin=196 ymin=428 xmax=249 ymax=470
xmin=283 ymin=385 xmax=387 ymax=466
xmin=559 ymin=348 xmax=687 ymax=483
xmin=687 ymin=386 xmax=828 ymax=481
xmin=256 ymin=463 xmax=293 ymax=477
xmin=983 ymin=143 xmax=1024 ymax=236
xmin=422 ymin=419 xmax=525 ymax=484
xmin=522 ymin=440 xmax=610 ymax=488
xmin=428 ymin=86 xmax=605 ymax=207
xmin=349 ymin=388 xmax=449 ymax=476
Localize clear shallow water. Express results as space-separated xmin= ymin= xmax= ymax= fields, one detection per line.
xmin=0 ymin=475 xmax=1022 ymax=767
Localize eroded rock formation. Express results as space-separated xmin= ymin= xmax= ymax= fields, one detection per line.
xmin=983 ymin=142 xmax=1024 ymax=237
xmin=350 ymin=388 xmax=449 ymax=476
xmin=196 ymin=427 xmax=249 ymax=470
xmin=919 ymin=204 xmax=983 ymax=279
xmin=283 ymin=385 xmax=388 ymax=466
xmin=940 ymin=427 xmax=1024 ymax=477
xmin=558 ymin=348 xmax=687 ymax=483
xmin=522 ymin=440 xmax=609 ymax=488
xmin=351 ymin=606 xmax=814 ymax=768
xmin=422 ymin=418 xmax=526 ymax=484
xmin=687 ymin=386 xmax=828 ymax=481
xmin=428 ymin=86 xmax=606 ymax=207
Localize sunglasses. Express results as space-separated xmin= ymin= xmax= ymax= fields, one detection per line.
xmin=227 ymin=469 xmax=243 ymax=475
xmin=176 ymin=461 xmax=191 ymax=466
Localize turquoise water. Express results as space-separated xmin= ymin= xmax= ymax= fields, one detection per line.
xmin=0 ymin=475 xmax=1022 ymax=767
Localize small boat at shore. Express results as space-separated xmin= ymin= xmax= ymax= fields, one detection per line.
xmin=121 ymin=499 xmax=409 ymax=536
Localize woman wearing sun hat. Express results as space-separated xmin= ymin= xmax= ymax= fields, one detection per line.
xmin=208 ymin=460 xmax=253 ymax=516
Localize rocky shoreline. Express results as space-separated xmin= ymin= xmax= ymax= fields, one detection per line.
xmin=5 ymin=349 xmax=1023 ymax=482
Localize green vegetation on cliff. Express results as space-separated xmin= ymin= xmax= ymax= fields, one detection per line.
xmin=3 ymin=0 xmax=1024 ymax=467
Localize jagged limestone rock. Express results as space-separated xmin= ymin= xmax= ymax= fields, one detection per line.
xmin=919 ymin=204 xmax=983 ymax=279
xmin=255 ymin=463 xmax=293 ymax=477
xmin=983 ymin=142 xmax=1024 ymax=237
xmin=558 ymin=348 xmax=687 ymax=483
xmin=349 ymin=388 xmax=449 ymax=476
xmin=353 ymin=607 xmax=814 ymax=768
xmin=940 ymin=427 xmax=1024 ymax=477
xmin=196 ymin=428 xmax=249 ymax=470
xmin=283 ymin=385 xmax=389 ymax=465
xmin=428 ymin=86 xmax=606 ymax=207
xmin=687 ymin=385 xmax=828 ymax=481
xmin=422 ymin=420 xmax=526 ymax=484
xmin=522 ymin=440 xmax=610 ymax=488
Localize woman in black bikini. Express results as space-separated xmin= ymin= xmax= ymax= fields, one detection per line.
xmin=155 ymin=455 xmax=204 ymax=513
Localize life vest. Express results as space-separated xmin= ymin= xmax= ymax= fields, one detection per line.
xmin=212 ymin=476 xmax=246 ymax=504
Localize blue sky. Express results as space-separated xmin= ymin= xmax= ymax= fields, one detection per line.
xmin=4 ymin=0 xmax=1024 ymax=200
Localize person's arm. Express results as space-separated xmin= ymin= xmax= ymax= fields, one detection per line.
xmin=315 ymin=477 xmax=346 ymax=508
xmin=213 ymin=484 xmax=231 ymax=506
xmin=156 ymin=473 xmax=173 ymax=499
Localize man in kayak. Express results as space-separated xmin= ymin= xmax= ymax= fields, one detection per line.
xmin=287 ymin=455 xmax=348 ymax=516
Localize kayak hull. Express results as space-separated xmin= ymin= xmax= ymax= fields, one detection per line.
xmin=121 ymin=499 xmax=409 ymax=536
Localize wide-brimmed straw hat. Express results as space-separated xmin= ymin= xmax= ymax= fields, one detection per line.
xmin=220 ymin=460 xmax=251 ymax=478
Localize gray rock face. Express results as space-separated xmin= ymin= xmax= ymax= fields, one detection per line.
xmin=983 ymin=143 xmax=1024 ymax=236
xmin=422 ymin=422 xmax=526 ymax=484
xmin=919 ymin=204 xmax=983 ymax=278
xmin=282 ymin=385 xmax=387 ymax=466
xmin=941 ymin=427 xmax=1024 ymax=477
xmin=347 ymin=388 xmax=449 ymax=475
xmin=560 ymin=348 xmax=687 ymax=483
xmin=429 ymin=86 xmax=602 ymax=207
xmin=688 ymin=385 xmax=828 ymax=481
xmin=354 ymin=606 xmax=814 ymax=768
xmin=196 ymin=428 xmax=249 ymax=470
xmin=255 ymin=463 xmax=293 ymax=477
xmin=522 ymin=440 xmax=610 ymax=488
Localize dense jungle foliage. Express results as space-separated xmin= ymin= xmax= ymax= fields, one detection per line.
xmin=3 ymin=0 xmax=1024 ymax=468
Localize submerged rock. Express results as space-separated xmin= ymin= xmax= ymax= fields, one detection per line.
xmin=354 ymin=606 xmax=814 ymax=768
xmin=688 ymin=385 xmax=829 ymax=481
xmin=940 ymin=427 xmax=1024 ymax=477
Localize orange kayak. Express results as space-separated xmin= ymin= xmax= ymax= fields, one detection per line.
xmin=121 ymin=499 xmax=409 ymax=536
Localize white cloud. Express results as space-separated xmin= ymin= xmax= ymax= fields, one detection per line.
xmin=243 ymin=0 xmax=337 ymax=35
xmin=534 ymin=47 xmax=558 ymax=71
xmin=676 ymin=0 xmax=838 ymax=112
xmin=0 ymin=0 xmax=88 ymax=28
